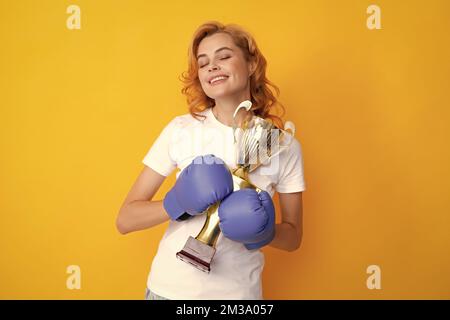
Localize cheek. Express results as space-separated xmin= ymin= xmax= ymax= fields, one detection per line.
xmin=198 ymin=70 xmax=208 ymax=86
xmin=230 ymin=61 xmax=249 ymax=80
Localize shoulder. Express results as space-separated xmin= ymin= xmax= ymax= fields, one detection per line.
xmin=281 ymin=135 xmax=303 ymax=160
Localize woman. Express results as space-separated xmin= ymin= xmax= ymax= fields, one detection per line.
xmin=116 ymin=21 xmax=306 ymax=300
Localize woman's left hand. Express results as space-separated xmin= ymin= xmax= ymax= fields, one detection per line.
xmin=218 ymin=188 xmax=275 ymax=250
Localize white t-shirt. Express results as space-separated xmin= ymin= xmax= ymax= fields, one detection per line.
xmin=142 ymin=107 xmax=306 ymax=300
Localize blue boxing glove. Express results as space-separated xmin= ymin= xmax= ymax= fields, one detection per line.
xmin=163 ymin=154 xmax=234 ymax=221
xmin=218 ymin=188 xmax=275 ymax=250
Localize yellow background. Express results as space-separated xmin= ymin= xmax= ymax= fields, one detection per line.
xmin=1 ymin=0 xmax=449 ymax=299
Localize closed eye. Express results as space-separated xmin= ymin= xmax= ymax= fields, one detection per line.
xmin=199 ymin=56 xmax=231 ymax=68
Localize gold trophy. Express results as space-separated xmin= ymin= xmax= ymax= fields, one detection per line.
xmin=176 ymin=101 xmax=295 ymax=273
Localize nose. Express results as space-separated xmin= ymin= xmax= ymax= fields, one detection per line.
xmin=208 ymin=64 xmax=219 ymax=72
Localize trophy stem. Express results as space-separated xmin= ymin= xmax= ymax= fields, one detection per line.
xmin=195 ymin=202 xmax=221 ymax=247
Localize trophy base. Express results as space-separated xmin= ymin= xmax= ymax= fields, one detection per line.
xmin=176 ymin=236 xmax=216 ymax=273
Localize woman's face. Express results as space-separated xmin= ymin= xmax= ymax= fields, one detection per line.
xmin=197 ymin=33 xmax=254 ymax=100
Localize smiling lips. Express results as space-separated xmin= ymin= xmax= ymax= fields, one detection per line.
xmin=209 ymin=75 xmax=229 ymax=85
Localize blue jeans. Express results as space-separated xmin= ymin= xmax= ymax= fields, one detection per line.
xmin=145 ymin=287 xmax=170 ymax=300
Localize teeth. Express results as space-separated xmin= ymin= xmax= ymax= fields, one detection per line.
xmin=210 ymin=76 xmax=228 ymax=84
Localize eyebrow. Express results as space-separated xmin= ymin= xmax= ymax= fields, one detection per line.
xmin=196 ymin=47 xmax=233 ymax=60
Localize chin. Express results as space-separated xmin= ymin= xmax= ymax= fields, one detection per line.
xmin=208 ymin=86 xmax=245 ymax=100
xmin=205 ymin=89 xmax=233 ymax=100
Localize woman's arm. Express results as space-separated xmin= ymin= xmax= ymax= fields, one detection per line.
xmin=269 ymin=192 xmax=303 ymax=252
xmin=116 ymin=166 xmax=171 ymax=234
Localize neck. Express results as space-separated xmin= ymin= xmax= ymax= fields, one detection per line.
xmin=212 ymin=94 xmax=253 ymax=127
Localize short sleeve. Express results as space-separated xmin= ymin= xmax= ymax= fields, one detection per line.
xmin=142 ymin=117 xmax=180 ymax=177
xmin=275 ymin=138 xmax=306 ymax=193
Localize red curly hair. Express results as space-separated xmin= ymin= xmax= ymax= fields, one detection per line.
xmin=179 ymin=21 xmax=286 ymax=129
